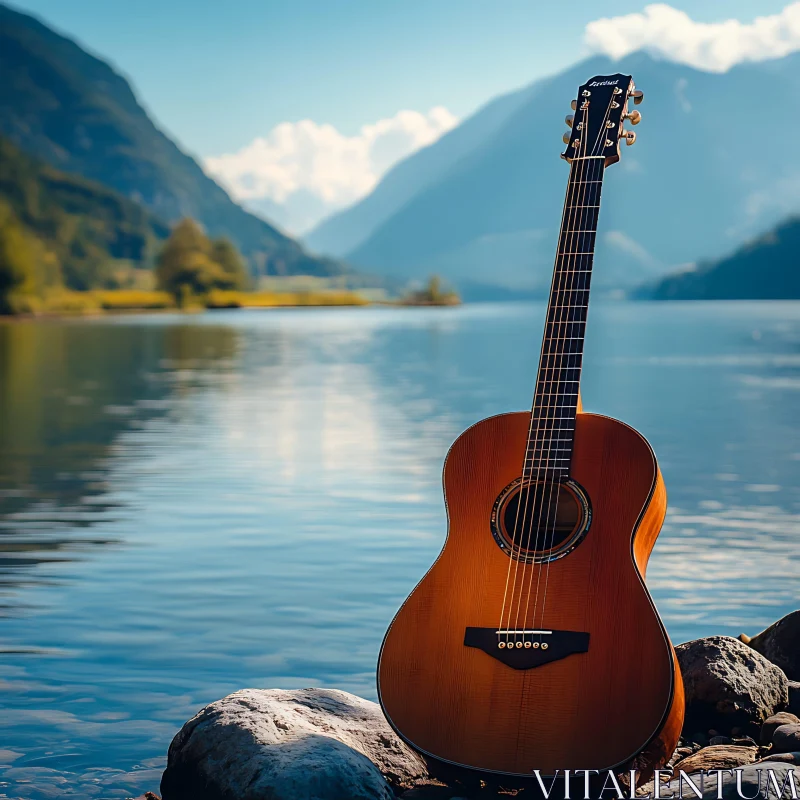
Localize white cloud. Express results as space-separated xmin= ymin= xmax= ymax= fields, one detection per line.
xmin=203 ymin=107 xmax=458 ymax=234
xmin=585 ymin=3 xmax=800 ymax=72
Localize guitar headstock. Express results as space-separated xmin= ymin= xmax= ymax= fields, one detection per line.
xmin=562 ymin=74 xmax=642 ymax=167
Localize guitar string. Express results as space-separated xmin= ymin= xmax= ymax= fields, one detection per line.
xmin=497 ymin=172 xmax=570 ymax=642
xmin=499 ymin=85 xmax=617 ymax=640
xmin=501 ymin=149 xmax=593 ymax=640
xmin=505 ymin=154 xmax=601 ymax=639
xmin=519 ymin=154 xmax=599 ymax=641
xmin=496 ymin=117 xmax=584 ymax=642
xmin=533 ymin=89 xmax=619 ymax=634
xmin=509 ymin=115 xmax=593 ymax=642
xmin=507 ymin=157 xmax=581 ymax=641
xmin=532 ymin=157 xmax=600 ymax=634
xmin=534 ymin=101 xmax=615 ymax=624
xmin=505 ymin=113 xmax=596 ymax=641
xmin=520 ymin=120 xmax=599 ymax=641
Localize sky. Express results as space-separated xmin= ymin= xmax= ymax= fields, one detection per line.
xmin=8 ymin=0 xmax=800 ymax=234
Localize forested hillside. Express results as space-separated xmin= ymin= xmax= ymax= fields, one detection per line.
xmin=0 ymin=135 xmax=170 ymax=307
xmin=0 ymin=2 xmax=346 ymax=278
xmin=641 ymin=217 xmax=800 ymax=300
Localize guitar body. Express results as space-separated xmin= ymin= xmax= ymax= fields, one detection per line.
xmin=378 ymin=411 xmax=683 ymax=782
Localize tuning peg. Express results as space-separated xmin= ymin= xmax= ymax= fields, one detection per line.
xmin=563 ymin=131 xmax=571 ymax=145
xmin=626 ymin=110 xmax=642 ymax=125
xmin=631 ymin=90 xmax=644 ymax=105
xmin=570 ymin=99 xmax=577 ymax=111
xmin=622 ymin=130 xmax=636 ymax=146
xmin=565 ymin=114 xmax=574 ymax=128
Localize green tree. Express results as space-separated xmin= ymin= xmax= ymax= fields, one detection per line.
xmin=156 ymin=219 xmax=249 ymax=301
xmin=0 ymin=204 xmax=37 ymax=313
xmin=210 ymin=237 xmax=248 ymax=290
xmin=426 ymin=275 xmax=443 ymax=303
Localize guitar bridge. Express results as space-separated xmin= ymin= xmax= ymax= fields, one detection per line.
xmin=464 ymin=627 xmax=589 ymax=670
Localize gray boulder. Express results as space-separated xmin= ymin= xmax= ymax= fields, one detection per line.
xmin=773 ymin=724 xmax=800 ymax=754
xmin=676 ymin=636 xmax=788 ymax=736
xmin=741 ymin=611 xmax=800 ymax=680
xmin=160 ymin=688 xmax=428 ymax=800
xmin=761 ymin=712 xmax=800 ymax=745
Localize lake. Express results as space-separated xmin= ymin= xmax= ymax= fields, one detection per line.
xmin=1 ymin=302 xmax=800 ymax=798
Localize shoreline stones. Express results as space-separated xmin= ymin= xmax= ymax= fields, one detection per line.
xmin=760 ymin=713 xmax=800 ymax=746
xmin=676 ymin=635 xmax=788 ymax=736
xmin=160 ymin=619 xmax=800 ymax=800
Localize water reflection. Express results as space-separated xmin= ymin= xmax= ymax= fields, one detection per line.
xmin=0 ymin=321 xmax=240 ymax=612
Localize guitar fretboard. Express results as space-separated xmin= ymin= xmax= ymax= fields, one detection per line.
xmin=525 ymin=157 xmax=605 ymax=479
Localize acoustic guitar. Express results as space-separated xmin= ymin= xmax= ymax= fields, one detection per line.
xmin=377 ymin=74 xmax=684 ymax=786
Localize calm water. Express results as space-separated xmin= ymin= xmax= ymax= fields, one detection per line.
xmin=1 ymin=302 xmax=800 ymax=798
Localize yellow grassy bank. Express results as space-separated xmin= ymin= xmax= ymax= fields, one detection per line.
xmin=6 ymin=288 xmax=370 ymax=316
xmin=205 ymin=289 xmax=369 ymax=308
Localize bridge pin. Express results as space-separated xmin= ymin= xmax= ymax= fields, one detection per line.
xmin=515 ymin=641 xmax=523 ymax=649
xmin=533 ymin=642 xmax=540 ymax=649
xmin=524 ymin=641 xmax=531 ymax=649
xmin=541 ymin=642 xmax=549 ymax=650
xmin=498 ymin=641 xmax=506 ymax=649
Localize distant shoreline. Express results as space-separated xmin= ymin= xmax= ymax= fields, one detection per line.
xmin=0 ymin=288 xmax=463 ymax=320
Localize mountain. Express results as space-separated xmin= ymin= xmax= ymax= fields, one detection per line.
xmin=0 ymin=134 xmax=168 ymax=291
xmin=304 ymin=86 xmax=535 ymax=257
xmin=306 ymin=51 xmax=800 ymax=296
xmin=639 ymin=216 xmax=800 ymax=300
xmin=0 ymin=2 xmax=345 ymax=278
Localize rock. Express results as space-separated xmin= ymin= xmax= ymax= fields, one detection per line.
xmin=760 ymin=712 xmax=800 ymax=745
xmin=676 ymin=636 xmax=788 ymax=735
xmin=732 ymin=737 xmax=757 ymax=747
xmin=671 ymin=744 xmax=758 ymax=777
xmin=756 ymin=751 xmax=800 ymax=765
xmin=740 ymin=610 xmax=800 ymax=680
xmin=772 ymin=723 xmax=800 ymax=754
xmin=708 ymin=735 xmax=732 ymax=745
xmin=789 ymin=681 xmax=800 ymax=716
xmin=160 ymin=688 xmax=429 ymax=800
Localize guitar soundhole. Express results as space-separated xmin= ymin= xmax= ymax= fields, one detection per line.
xmin=490 ymin=479 xmax=591 ymax=563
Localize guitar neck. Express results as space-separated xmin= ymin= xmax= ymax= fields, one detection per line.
xmin=525 ymin=156 xmax=606 ymax=479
